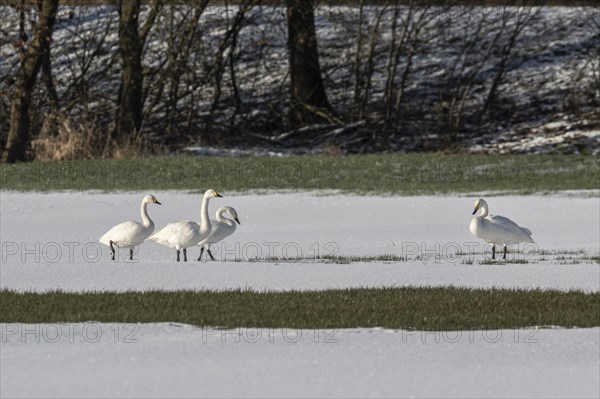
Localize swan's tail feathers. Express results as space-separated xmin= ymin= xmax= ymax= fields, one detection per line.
xmin=521 ymin=227 xmax=535 ymax=243
xmin=99 ymin=233 xmax=111 ymax=246
xmin=147 ymin=232 xmax=163 ymax=242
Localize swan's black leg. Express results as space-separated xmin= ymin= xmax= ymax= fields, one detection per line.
xmin=492 ymin=245 xmax=496 ymax=260
xmin=207 ymin=249 xmax=216 ymax=261
xmin=183 ymin=248 xmax=188 ymax=262
xmin=110 ymin=240 xmax=115 ymax=261
xmin=176 ymin=250 xmax=181 ymax=262
xmin=129 ymin=248 xmax=133 ymax=260
xmin=503 ymin=245 xmax=507 ymax=260
xmin=197 ymin=247 xmax=204 ymax=261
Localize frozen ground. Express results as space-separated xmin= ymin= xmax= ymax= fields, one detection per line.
xmin=1 ymin=323 xmax=599 ymax=398
xmin=1 ymin=191 xmax=598 ymax=293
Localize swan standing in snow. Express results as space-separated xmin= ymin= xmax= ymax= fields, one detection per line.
xmin=470 ymin=199 xmax=534 ymax=260
xmin=99 ymin=195 xmax=162 ymax=261
xmin=197 ymin=206 xmax=240 ymax=261
xmin=149 ymin=189 xmax=222 ymax=261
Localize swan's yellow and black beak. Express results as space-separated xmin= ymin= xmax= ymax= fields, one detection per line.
xmin=152 ymin=196 xmax=162 ymax=205
xmin=472 ymin=205 xmax=479 ymax=215
xmin=214 ymin=192 xmax=223 ymax=198
xmin=234 ymin=217 xmax=241 ymax=225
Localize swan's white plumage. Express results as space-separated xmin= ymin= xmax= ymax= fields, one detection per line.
xmin=488 ymin=215 xmax=533 ymax=238
xmin=100 ymin=221 xmax=150 ymax=248
xmin=148 ymin=220 xmax=201 ymax=250
xmin=99 ymin=195 xmax=161 ymax=250
xmin=149 ymin=189 xmax=222 ymax=257
xmin=198 ymin=206 xmax=240 ymax=248
xmin=470 ymin=199 xmax=534 ymax=246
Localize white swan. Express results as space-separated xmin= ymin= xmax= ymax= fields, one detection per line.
xmin=470 ymin=198 xmax=534 ymax=260
xmin=99 ymin=195 xmax=162 ymax=261
xmin=149 ymin=189 xmax=222 ymax=261
xmin=197 ymin=206 xmax=240 ymax=261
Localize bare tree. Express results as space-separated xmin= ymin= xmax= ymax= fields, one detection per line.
xmin=114 ymin=0 xmax=160 ymax=144
xmin=2 ymin=0 xmax=59 ymax=163
xmin=443 ymin=8 xmax=503 ymax=141
xmin=59 ymin=9 xmax=119 ymax=111
xmin=480 ymin=6 xmax=538 ymax=119
xmin=163 ymin=1 xmax=209 ymax=139
xmin=286 ymin=0 xmax=332 ymax=126
xmin=352 ymin=0 xmax=365 ymax=119
xmin=360 ymin=4 xmax=388 ymax=120
xmin=210 ymin=0 xmax=257 ymax=115
xmin=383 ymin=0 xmax=408 ymax=127
xmin=392 ymin=5 xmax=433 ymax=131
xmin=583 ymin=9 xmax=600 ymax=108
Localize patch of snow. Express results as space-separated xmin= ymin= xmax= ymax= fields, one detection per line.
xmin=470 ymin=129 xmax=600 ymax=155
xmin=1 ymin=323 xmax=598 ymax=398
xmin=1 ymin=192 xmax=598 ymax=293
xmin=183 ymin=146 xmax=288 ymax=157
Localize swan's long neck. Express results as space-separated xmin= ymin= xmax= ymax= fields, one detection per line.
xmin=141 ymin=201 xmax=153 ymax=228
xmin=479 ymin=204 xmax=489 ymax=218
xmin=200 ymin=196 xmax=211 ymax=229
xmin=216 ymin=208 xmax=226 ymax=223
xmin=216 ymin=208 xmax=234 ymax=227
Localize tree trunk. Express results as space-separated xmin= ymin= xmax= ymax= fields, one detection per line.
xmin=2 ymin=0 xmax=58 ymax=163
xmin=115 ymin=0 xmax=144 ymax=143
xmin=286 ymin=0 xmax=331 ymax=126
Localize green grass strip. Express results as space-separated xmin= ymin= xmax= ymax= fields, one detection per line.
xmin=0 ymin=154 xmax=598 ymax=194
xmin=2 ymin=287 xmax=598 ymax=330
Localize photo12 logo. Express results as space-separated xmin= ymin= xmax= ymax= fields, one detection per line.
xmin=402 ymin=328 xmax=540 ymax=344
xmin=201 ymin=327 xmax=339 ymax=344
xmin=1 ymin=323 xmax=140 ymax=344
xmin=193 ymin=160 xmax=339 ymax=186
xmin=2 ymin=241 xmax=106 ymax=264
xmin=0 ymin=163 xmax=142 ymax=186
xmin=202 ymin=241 xmax=340 ymax=262
xmin=0 ymin=240 xmax=341 ymax=264
xmin=396 ymin=162 xmax=538 ymax=184
xmin=401 ymin=241 xmax=539 ymax=263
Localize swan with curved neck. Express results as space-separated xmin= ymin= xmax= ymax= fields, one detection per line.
xmin=99 ymin=195 xmax=162 ymax=261
xmin=470 ymin=198 xmax=534 ymax=260
xmin=149 ymin=189 xmax=222 ymax=261
xmin=197 ymin=206 xmax=241 ymax=261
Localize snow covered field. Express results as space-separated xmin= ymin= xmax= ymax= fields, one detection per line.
xmin=1 ymin=191 xmax=599 ymax=398
xmin=1 ymin=191 xmax=599 ymax=293
xmin=1 ymin=323 xmax=599 ymax=398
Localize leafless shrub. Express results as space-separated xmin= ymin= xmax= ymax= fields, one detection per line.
xmin=31 ymin=112 xmax=163 ymax=161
